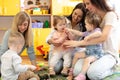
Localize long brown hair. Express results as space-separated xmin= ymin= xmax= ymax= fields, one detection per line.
xmin=87 ymin=0 xmax=119 ymax=20
xmin=90 ymin=0 xmax=112 ymax=12
xmin=11 ymin=11 xmax=33 ymax=47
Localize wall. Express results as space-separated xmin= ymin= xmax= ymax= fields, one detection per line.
xmin=21 ymin=28 xmax=51 ymax=56
xmin=52 ymin=0 xmax=82 ymax=15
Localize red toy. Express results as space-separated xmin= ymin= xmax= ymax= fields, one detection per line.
xmin=36 ymin=45 xmax=49 ymax=60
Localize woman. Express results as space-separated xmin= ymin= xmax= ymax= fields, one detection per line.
xmin=66 ymin=3 xmax=86 ymax=32
xmin=63 ymin=0 xmax=120 ymax=80
xmin=0 ymin=11 xmax=37 ymax=70
xmin=46 ymin=3 xmax=86 ymax=74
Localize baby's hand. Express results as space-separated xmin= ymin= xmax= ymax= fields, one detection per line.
xmin=64 ymin=28 xmax=70 ymax=34
xmin=27 ymin=65 xmax=37 ymax=71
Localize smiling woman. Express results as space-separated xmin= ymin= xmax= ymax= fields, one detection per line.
xmin=63 ymin=0 xmax=120 ymax=80
xmin=0 ymin=11 xmax=37 ymax=75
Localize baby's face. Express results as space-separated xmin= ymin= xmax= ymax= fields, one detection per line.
xmin=56 ymin=20 xmax=67 ymax=31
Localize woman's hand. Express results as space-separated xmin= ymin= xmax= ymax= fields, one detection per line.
xmin=63 ymin=40 xmax=81 ymax=48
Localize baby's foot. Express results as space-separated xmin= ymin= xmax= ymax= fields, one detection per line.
xmin=74 ymin=73 xmax=86 ymax=80
xmin=61 ymin=67 xmax=69 ymax=77
xmin=49 ymin=67 xmax=55 ymax=77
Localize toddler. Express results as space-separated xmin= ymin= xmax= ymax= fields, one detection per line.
xmin=1 ymin=32 xmax=39 ymax=80
xmin=49 ymin=16 xmax=74 ymax=77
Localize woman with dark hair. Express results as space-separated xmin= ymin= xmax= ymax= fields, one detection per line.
xmin=46 ymin=3 xmax=87 ymax=74
xmin=67 ymin=3 xmax=86 ymax=32
xmin=63 ymin=0 xmax=120 ymax=80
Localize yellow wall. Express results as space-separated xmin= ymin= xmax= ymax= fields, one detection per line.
xmin=52 ymin=0 xmax=83 ymax=15
xmin=0 ymin=0 xmax=20 ymax=15
xmin=21 ymin=28 xmax=51 ymax=56
xmin=0 ymin=0 xmax=3 ymax=15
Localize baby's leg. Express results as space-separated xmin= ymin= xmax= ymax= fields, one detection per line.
xmin=67 ymin=52 xmax=86 ymax=80
xmin=81 ymin=56 xmax=97 ymax=74
xmin=61 ymin=51 xmax=72 ymax=76
xmin=72 ymin=52 xmax=86 ymax=68
xmin=49 ymin=51 xmax=62 ymax=67
xmin=74 ymin=56 xmax=97 ymax=80
xmin=49 ymin=51 xmax=62 ymax=76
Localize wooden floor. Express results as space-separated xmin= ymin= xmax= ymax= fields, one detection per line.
xmin=21 ymin=55 xmax=48 ymax=66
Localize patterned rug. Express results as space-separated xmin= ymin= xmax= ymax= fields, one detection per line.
xmin=0 ymin=67 xmax=119 ymax=80
xmin=36 ymin=66 xmax=66 ymax=80
xmin=104 ymin=65 xmax=120 ymax=80
xmin=36 ymin=66 xmax=120 ymax=80
xmin=104 ymin=73 xmax=120 ymax=80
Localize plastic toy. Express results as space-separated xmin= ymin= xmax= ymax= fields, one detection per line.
xmin=37 ymin=62 xmax=44 ymax=67
xmin=36 ymin=45 xmax=49 ymax=60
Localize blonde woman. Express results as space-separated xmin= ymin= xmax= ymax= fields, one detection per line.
xmin=0 ymin=11 xmax=37 ymax=74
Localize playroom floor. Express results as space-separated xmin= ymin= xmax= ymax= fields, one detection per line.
xmin=21 ymin=55 xmax=48 ymax=66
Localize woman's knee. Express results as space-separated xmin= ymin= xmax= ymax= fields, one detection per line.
xmin=87 ymin=67 xmax=102 ymax=80
xmin=87 ymin=54 xmax=116 ymax=80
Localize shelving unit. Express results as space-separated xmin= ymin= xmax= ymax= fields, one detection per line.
xmin=0 ymin=0 xmax=82 ymax=30
xmin=0 ymin=0 xmax=52 ymax=27
xmin=0 ymin=0 xmax=52 ymax=43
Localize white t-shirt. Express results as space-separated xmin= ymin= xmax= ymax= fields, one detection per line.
xmin=1 ymin=50 xmax=28 ymax=80
xmin=100 ymin=11 xmax=120 ymax=62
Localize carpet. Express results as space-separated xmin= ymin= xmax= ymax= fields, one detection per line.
xmin=36 ymin=66 xmax=120 ymax=80
xmin=104 ymin=73 xmax=120 ymax=80
xmin=36 ymin=66 xmax=67 ymax=80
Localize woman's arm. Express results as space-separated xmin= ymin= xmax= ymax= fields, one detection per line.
xmin=27 ymin=45 xmax=37 ymax=66
xmin=63 ymin=25 xmax=112 ymax=47
xmin=65 ymin=28 xmax=83 ymax=36
xmin=0 ymin=30 xmax=10 ymax=57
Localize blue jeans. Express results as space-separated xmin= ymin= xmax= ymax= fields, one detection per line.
xmin=85 ymin=45 xmax=104 ymax=59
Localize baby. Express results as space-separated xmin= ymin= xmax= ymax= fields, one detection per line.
xmin=1 ymin=32 xmax=39 ymax=80
xmin=49 ymin=16 xmax=74 ymax=77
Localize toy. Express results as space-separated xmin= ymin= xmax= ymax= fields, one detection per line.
xmin=37 ymin=62 xmax=44 ymax=67
xmin=35 ymin=65 xmax=41 ymax=71
xmin=36 ymin=45 xmax=49 ymax=60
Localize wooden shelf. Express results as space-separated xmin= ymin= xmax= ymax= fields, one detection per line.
xmin=31 ymin=14 xmax=51 ymax=16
